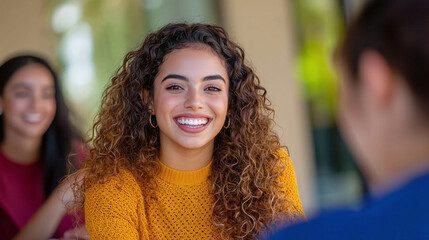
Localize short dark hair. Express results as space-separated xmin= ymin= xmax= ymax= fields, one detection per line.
xmin=341 ymin=0 xmax=429 ymax=113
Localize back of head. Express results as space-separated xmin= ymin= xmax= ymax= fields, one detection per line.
xmin=341 ymin=0 xmax=429 ymax=113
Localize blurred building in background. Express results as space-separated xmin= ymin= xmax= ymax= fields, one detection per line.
xmin=0 ymin=0 xmax=369 ymax=215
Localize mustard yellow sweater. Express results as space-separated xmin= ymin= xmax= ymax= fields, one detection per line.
xmin=85 ymin=149 xmax=304 ymax=239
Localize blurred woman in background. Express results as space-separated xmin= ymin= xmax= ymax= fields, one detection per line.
xmin=0 ymin=55 xmax=87 ymax=240
xmin=268 ymin=0 xmax=429 ymax=239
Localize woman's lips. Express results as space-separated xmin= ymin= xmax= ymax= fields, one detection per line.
xmin=23 ymin=113 xmax=43 ymax=123
xmin=176 ymin=117 xmax=209 ymax=126
xmin=174 ymin=115 xmax=211 ymax=133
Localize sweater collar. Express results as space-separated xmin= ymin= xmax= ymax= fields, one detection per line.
xmin=157 ymin=160 xmax=212 ymax=185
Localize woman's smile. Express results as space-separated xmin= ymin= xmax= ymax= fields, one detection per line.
xmin=174 ymin=114 xmax=212 ymax=133
xmin=23 ymin=113 xmax=43 ymax=123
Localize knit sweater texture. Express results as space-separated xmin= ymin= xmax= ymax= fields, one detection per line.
xmin=85 ymin=148 xmax=304 ymax=239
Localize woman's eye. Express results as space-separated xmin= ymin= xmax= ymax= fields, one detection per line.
xmin=42 ymin=92 xmax=55 ymax=99
xmin=15 ymin=91 xmax=30 ymax=98
xmin=205 ymin=86 xmax=221 ymax=92
xmin=166 ymin=85 xmax=183 ymax=91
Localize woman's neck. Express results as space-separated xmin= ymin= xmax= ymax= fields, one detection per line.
xmin=1 ymin=133 xmax=42 ymax=165
xmin=159 ymin=143 xmax=214 ymax=171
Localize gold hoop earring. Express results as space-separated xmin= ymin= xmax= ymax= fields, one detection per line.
xmin=223 ymin=116 xmax=230 ymax=129
xmin=149 ymin=115 xmax=157 ymax=128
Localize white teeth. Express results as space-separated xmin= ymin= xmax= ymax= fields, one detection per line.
xmin=24 ymin=113 xmax=42 ymax=122
xmin=177 ymin=118 xmax=209 ymax=126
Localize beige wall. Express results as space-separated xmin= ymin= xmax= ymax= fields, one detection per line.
xmin=220 ymin=0 xmax=317 ymax=213
xmin=0 ymin=0 xmax=57 ymax=64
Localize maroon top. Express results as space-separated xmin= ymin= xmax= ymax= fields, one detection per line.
xmin=0 ymin=150 xmax=79 ymax=239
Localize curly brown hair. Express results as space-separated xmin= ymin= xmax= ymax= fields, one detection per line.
xmin=73 ymin=23 xmax=295 ymax=239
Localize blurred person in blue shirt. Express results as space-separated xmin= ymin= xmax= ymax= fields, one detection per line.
xmin=267 ymin=0 xmax=429 ymax=239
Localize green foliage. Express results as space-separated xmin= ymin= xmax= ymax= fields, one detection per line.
xmin=293 ymin=0 xmax=343 ymax=127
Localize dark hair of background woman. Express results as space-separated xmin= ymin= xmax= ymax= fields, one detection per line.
xmin=341 ymin=0 xmax=429 ymax=114
xmin=0 ymin=55 xmax=82 ymax=197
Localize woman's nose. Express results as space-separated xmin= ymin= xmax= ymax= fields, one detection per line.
xmin=29 ymin=92 xmax=45 ymax=111
xmin=184 ymin=88 xmax=203 ymax=111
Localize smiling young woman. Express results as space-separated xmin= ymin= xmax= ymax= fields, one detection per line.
xmin=72 ymin=23 xmax=305 ymax=239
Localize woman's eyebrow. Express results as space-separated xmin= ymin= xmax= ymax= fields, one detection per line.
xmin=11 ymin=83 xmax=32 ymax=90
xmin=203 ymin=74 xmax=225 ymax=83
xmin=162 ymin=74 xmax=187 ymax=82
xmin=162 ymin=74 xmax=226 ymax=83
xmin=42 ymin=85 xmax=55 ymax=91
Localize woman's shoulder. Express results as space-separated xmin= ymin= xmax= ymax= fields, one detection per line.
xmin=273 ymin=147 xmax=305 ymax=217
xmin=272 ymin=147 xmax=298 ymax=189
xmin=274 ymin=147 xmax=292 ymax=168
xmin=84 ymin=168 xmax=144 ymax=237
xmin=273 ymin=147 xmax=295 ymax=176
xmin=86 ymin=168 xmax=140 ymax=196
xmin=275 ymin=147 xmax=290 ymax=160
xmin=85 ymin=168 xmax=143 ymax=216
